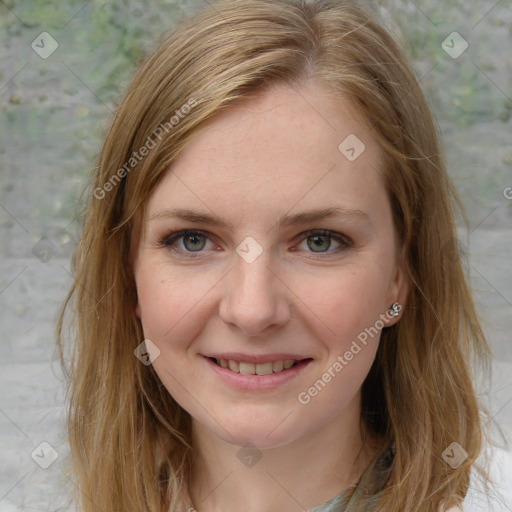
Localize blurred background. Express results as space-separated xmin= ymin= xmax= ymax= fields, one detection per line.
xmin=0 ymin=0 xmax=511 ymax=510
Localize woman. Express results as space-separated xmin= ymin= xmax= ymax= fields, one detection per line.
xmin=57 ymin=0 xmax=507 ymax=510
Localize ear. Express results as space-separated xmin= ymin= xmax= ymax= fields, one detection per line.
xmin=385 ymin=249 xmax=409 ymax=327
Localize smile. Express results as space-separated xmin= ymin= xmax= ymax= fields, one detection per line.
xmin=202 ymin=354 xmax=313 ymax=390
xmin=211 ymin=358 xmax=300 ymax=375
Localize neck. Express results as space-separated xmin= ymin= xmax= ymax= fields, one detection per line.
xmin=189 ymin=394 xmax=381 ymax=512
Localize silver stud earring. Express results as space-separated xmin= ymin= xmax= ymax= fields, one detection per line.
xmin=389 ymin=302 xmax=401 ymax=317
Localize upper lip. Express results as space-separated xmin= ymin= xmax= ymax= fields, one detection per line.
xmin=202 ymin=353 xmax=312 ymax=364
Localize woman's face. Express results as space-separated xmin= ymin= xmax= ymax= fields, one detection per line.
xmin=133 ymin=82 xmax=407 ymax=449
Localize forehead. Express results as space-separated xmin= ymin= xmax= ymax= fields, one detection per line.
xmin=146 ymin=82 xmax=387 ymax=226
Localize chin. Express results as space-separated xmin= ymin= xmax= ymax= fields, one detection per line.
xmin=206 ymin=418 xmax=303 ymax=450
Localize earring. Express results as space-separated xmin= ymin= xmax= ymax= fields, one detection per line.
xmin=388 ymin=302 xmax=401 ymax=317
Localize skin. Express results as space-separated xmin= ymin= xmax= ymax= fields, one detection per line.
xmin=133 ymin=82 xmax=408 ymax=512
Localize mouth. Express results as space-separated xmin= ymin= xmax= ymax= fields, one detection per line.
xmin=206 ymin=357 xmax=312 ymax=375
xmin=202 ymin=354 xmax=313 ymax=391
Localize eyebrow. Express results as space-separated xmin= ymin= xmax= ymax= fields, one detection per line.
xmin=149 ymin=206 xmax=371 ymax=231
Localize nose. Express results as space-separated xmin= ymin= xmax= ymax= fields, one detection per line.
xmin=218 ymin=251 xmax=291 ymax=337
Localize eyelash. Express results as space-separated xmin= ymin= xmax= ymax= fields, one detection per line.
xmin=157 ymin=229 xmax=353 ymax=259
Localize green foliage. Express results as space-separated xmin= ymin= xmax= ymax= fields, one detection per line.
xmin=1 ymin=0 xmax=84 ymax=29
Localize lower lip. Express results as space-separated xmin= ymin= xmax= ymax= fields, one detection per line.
xmin=203 ymin=357 xmax=312 ymax=391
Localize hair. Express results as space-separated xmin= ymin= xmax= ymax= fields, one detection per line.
xmin=57 ymin=0 xmax=494 ymax=511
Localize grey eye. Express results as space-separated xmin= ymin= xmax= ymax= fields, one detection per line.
xmin=307 ymin=234 xmax=332 ymax=252
xmin=183 ymin=233 xmax=207 ymax=251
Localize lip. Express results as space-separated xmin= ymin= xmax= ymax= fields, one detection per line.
xmin=201 ymin=352 xmax=311 ymax=364
xmin=202 ymin=355 xmax=313 ymax=391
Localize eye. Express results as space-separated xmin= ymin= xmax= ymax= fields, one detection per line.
xmin=160 ymin=229 xmax=215 ymax=254
xmin=157 ymin=228 xmax=352 ymax=258
xmin=295 ymin=229 xmax=352 ymax=255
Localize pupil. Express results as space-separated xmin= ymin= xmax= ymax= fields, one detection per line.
xmin=308 ymin=235 xmax=331 ymax=252
xmin=184 ymin=234 xmax=205 ymax=251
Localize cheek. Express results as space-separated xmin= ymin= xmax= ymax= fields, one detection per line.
xmin=292 ymin=263 xmax=390 ymax=347
xmin=135 ymin=263 xmax=216 ymax=343
xmin=291 ymin=269 xmax=385 ymax=425
xmin=134 ymin=264 xmax=215 ymax=406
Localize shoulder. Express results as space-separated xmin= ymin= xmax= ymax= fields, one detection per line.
xmin=461 ymin=446 xmax=512 ymax=512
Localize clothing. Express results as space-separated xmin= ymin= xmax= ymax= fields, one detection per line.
xmin=308 ymin=445 xmax=512 ymax=512
xmin=463 ymin=446 xmax=512 ymax=511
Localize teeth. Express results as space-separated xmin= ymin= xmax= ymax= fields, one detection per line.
xmin=228 ymin=360 xmax=239 ymax=372
xmin=215 ymin=358 xmax=300 ymax=375
xmin=239 ymin=362 xmax=255 ymax=375
xmin=256 ymin=362 xmax=273 ymax=375
xmin=272 ymin=360 xmax=283 ymax=372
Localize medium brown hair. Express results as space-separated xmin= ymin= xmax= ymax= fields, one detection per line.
xmin=57 ymin=1 xmax=492 ymax=510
